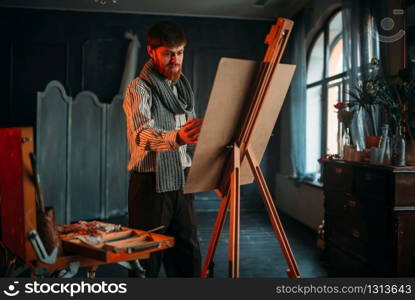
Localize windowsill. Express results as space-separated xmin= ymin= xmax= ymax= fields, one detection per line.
xmin=288 ymin=176 xmax=324 ymax=189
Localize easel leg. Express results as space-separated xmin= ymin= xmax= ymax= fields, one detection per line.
xmin=200 ymin=191 xmax=230 ymax=278
xmin=228 ymin=144 xmax=240 ymax=278
xmin=246 ymin=146 xmax=300 ymax=278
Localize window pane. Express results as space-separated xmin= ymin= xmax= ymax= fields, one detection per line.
xmin=328 ymin=12 xmax=344 ymax=76
xmin=328 ymin=39 xmax=343 ymax=77
xmin=306 ymin=85 xmax=322 ymax=174
xmin=326 ymin=78 xmax=343 ymax=155
xmin=328 ymin=12 xmax=342 ymax=46
xmin=307 ymin=33 xmax=324 ymax=84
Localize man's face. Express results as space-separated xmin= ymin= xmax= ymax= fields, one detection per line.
xmin=147 ymin=44 xmax=185 ymax=82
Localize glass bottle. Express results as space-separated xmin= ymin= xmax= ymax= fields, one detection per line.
xmin=378 ymin=124 xmax=390 ymax=164
xmin=391 ymin=126 xmax=406 ymax=167
xmin=342 ymin=127 xmax=351 ymax=160
xmin=343 ymin=127 xmax=351 ymax=147
xmin=337 ymin=122 xmax=344 ymax=158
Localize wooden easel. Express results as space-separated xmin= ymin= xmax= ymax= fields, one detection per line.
xmin=200 ymin=18 xmax=301 ymax=278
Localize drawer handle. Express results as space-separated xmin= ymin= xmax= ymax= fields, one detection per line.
xmin=335 ymin=167 xmax=343 ymax=174
xmin=352 ymin=229 xmax=360 ymax=238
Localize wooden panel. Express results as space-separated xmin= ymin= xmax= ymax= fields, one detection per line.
xmin=323 ymin=163 xmax=353 ymax=193
xmin=324 ymin=191 xmax=359 ymax=214
xmin=354 ymin=168 xmax=388 ymax=197
xmin=326 ymin=231 xmax=369 ymax=264
xmin=327 ymin=231 xmax=393 ymax=275
xmin=70 ymin=91 xmax=105 ymax=222
xmin=326 ymin=214 xmax=368 ymax=243
xmin=325 ymin=192 xmax=368 ymax=242
xmin=394 ymin=173 xmax=415 ymax=206
xmin=395 ymin=212 xmax=415 ymax=276
xmin=37 ymin=82 xmax=131 ymax=222
xmin=0 ymin=127 xmax=36 ymax=262
xmin=327 ymin=244 xmax=372 ymax=277
xmin=0 ymin=42 xmax=10 ymax=126
xmin=82 ymin=39 xmax=128 ymax=102
xmin=37 ymin=81 xmax=70 ymax=224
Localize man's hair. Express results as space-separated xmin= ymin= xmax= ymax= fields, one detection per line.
xmin=147 ymin=21 xmax=187 ymax=49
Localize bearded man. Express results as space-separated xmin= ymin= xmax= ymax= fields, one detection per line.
xmin=123 ymin=21 xmax=202 ymax=278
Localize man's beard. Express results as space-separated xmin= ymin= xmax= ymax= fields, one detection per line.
xmin=155 ymin=62 xmax=182 ymax=82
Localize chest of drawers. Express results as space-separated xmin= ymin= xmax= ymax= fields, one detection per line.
xmin=322 ymin=161 xmax=415 ymax=276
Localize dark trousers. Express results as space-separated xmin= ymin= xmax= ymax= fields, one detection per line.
xmin=128 ymin=171 xmax=202 ymax=278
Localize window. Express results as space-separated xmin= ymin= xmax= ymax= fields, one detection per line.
xmin=306 ymin=10 xmax=346 ymax=178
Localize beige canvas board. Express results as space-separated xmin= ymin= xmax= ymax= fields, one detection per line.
xmin=184 ymin=57 xmax=295 ymax=194
xmin=240 ymin=63 xmax=296 ymax=184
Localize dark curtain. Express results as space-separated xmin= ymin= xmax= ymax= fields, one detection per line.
xmin=286 ymin=9 xmax=313 ymax=181
xmin=342 ymin=0 xmax=389 ymax=148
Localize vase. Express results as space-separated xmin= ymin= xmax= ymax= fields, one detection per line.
xmin=406 ymin=140 xmax=415 ymax=166
xmin=365 ymin=135 xmax=381 ymax=148
xmin=378 ymin=124 xmax=390 ymax=164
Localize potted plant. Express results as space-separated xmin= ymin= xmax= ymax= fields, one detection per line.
xmin=376 ymin=67 xmax=415 ymax=165
xmin=347 ymin=58 xmax=383 ymax=148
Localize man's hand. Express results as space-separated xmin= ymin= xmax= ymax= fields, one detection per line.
xmin=177 ymin=118 xmax=203 ymax=145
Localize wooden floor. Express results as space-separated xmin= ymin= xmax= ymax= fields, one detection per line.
xmin=74 ymin=210 xmax=328 ymax=278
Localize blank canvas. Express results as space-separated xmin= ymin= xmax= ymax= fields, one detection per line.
xmin=184 ymin=57 xmax=295 ymax=194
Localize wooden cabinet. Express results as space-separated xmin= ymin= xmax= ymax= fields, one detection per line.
xmin=322 ymin=160 xmax=415 ymax=276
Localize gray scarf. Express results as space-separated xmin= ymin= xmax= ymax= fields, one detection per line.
xmin=139 ymin=59 xmax=195 ymax=192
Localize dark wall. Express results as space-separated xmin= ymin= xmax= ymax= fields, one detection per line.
xmin=0 ymin=7 xmax=273 ymax=211
xmin=0 ymin=7 xmax=271 ymax=127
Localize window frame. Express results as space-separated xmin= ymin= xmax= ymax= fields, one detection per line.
xmin=306 ymin=8 xmax=347 ymax=179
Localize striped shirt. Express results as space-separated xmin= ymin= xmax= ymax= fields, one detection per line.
xmin=123 ymin=77 xmax=192 ymax=174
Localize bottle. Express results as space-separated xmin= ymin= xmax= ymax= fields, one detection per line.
xmin=343 ymin=127 xmax=351 ymax=147
xmin=391 ymin=126 xmax=406 ymax=167
xmin=378 ymin=124 xmax=390 ymax=164
xmin=342 ymin=127 xmax=351 ymax=160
